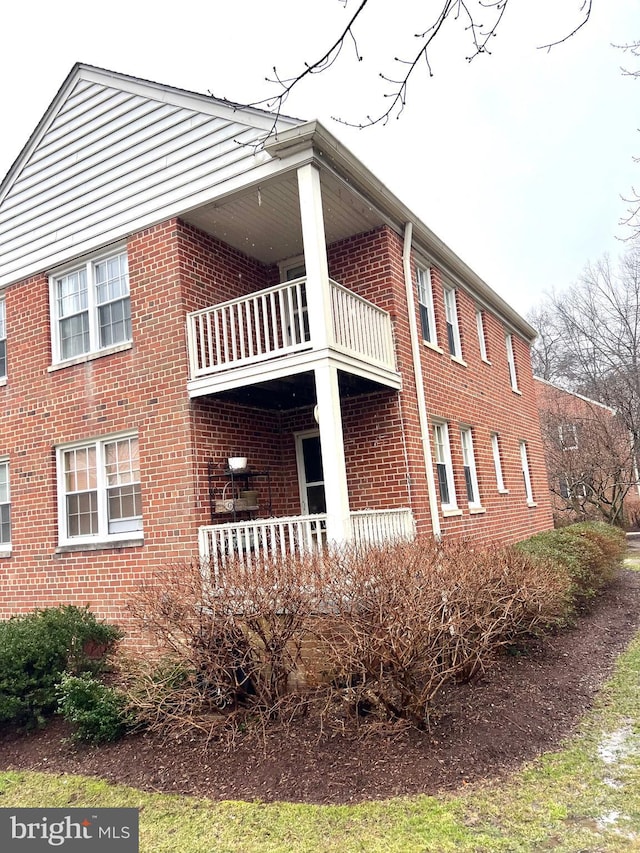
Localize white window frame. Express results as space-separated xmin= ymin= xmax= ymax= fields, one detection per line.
xmin=443 ymin=286 xmax=462 ymax=360
xmin=49 ymin=247 xmax=131 ymax=365
xmin=491 ymin=433 xmax=508 ymax=493
xmin=476 ymin=308 xmax=490 ymax=363
xmin=56 ymin=432 xmax=143 ymax=547
xmin=460 ymin=427 xmax=482 ymax=509
xmin=505 ymin=333 xmax=520 ymax=392
xmin=433 ymin=421 xmax=457 ymax=512
xmin=0 ymin=297 xmax=6 ymax=381
xmin=417 ymin=266 xmax=438 ymax=347
xmin=519 ymin=440 xmax=535 ymax=506
xmin=0 ymin=458 xmax=11 ymax=551
xmin=558 ymin=423 xmax=579 ymax=450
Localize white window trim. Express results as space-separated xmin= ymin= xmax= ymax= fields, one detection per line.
xmin=443 ymin=286 xmax=462 ymax=360
xmin=49 ymin=246 xmax=131 ymax=366
xmin=56 ymin=431 xmax=143 ymax=548
xmin=417 ymin=266 xmax=438 ymax=347
xmin=0 ymin=297 xmax=6 ymax=381
xmin=505 ymin=334 xmax=520 ymax=393
xmin=491 ymin=433 xmax=509 ymax=493
xmin=0 ymin=457 xmax=11 ymax=554
xmin=519 ymin=440 xmax=536 ymax=506
xmin=476 ymin=309 xmax=490 ymax=364
xmin=460 ymin=427 xmax=482 ymax=509
xmin=433 ymin=421 xmax=458 ymax=512
xmin=558 ymin=423 xmax=579 ymax=451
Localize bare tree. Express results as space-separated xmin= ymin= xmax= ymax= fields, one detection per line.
xmin=255 ymin=0 xmax=593 ymax=129
xmin=619 ymin=40 xmax=640 ymax=237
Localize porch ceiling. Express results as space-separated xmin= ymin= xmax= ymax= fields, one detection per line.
xmin=180 ymin=169 xmax=386 ymax=265
xmin=214 ymin=369 xmax=390 ymax=410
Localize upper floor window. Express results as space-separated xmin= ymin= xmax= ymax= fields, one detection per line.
xmin=57 ymin=433 xmax=142 ymax=546
xmin=0 ymin=459 xmax=10 ymax=548
xmin=443 ymin=286 xmax=462 ymax=359
xmin=460 ymin=427 xmax=481 ymax=507
xmin=417 ymin=266 xmax=437 ymax=346
xmin=433 ymin=422 xmax=457 ymax=511
xmin=476 ymin=309 xmax=489 ymax=362
xmin=519 ymin=440 xmax=535 ymax=505
xmin=505 ymin=333 xmax=519 ymax=392
xmin=558 ymin=423 xmax=579 ymax=450
xmin=0 ymin=298 xmax=6 ymax=379
xmin=50 ymin=250 xmax=131 ymax=363
xmin=491 ymin=432 xmax=507 ymax=493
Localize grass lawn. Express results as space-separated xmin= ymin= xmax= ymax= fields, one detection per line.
xmin=1 ymin=573 xmax=639 ymax=851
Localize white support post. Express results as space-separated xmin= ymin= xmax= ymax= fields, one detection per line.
xmin=314 ymin=361 xmax=352 ymax=546
xmin=296 ymin=163 xmax=333 ymax=349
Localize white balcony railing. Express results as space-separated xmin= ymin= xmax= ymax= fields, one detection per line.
xmin=198 ymin=508 xmax=415 ymax=577
xmin=187 ymin=277 xmax=395 ymax=379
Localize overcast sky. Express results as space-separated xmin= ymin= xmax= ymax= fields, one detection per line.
xmin=0 ymin=0 xmax=638 ymax=317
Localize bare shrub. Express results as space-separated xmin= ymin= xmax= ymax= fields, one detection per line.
xmin=125 ymin=554 xmax=326 ymax=739
xmin=316 ymin=538 xmax=570 ymax=729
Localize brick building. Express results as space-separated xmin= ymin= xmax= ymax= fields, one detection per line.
xmin=0 ymin=65 xmax=553 ymax=632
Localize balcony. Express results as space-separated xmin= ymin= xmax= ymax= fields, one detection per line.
xmin=186 ymin=277 xmax=400 ymax=397
xmin=198 ymin=508 xmax=416 ymax=577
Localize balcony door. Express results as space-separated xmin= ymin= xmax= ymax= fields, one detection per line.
xmin=283 ymin=262 xmax=310 ymax=345
xmin=295 ymin=430 xmax=326 ymax=515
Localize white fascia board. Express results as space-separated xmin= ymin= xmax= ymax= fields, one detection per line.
xmin=532 ymin=376 xmax=616 ymax=414
xmin=267 ymin=122 xmax=537 ymax=342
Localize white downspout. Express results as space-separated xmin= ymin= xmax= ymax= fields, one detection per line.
xmin=402 ymin=221 xmax=442 ymax=538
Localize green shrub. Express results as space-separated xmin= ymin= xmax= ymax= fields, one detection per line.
xmin=0 ymin=606 xmax=122 ymax=730
xmin=516 ymin=521 xmax=625 ymax=612
xmin=57 ymin=672 xmax=131 ymax=743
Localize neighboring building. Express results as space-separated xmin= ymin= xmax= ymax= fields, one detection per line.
xmin=0 ymin=64 xmax=553 ymax=632
xmin=534 ymin=377 xmax=640 ymax=527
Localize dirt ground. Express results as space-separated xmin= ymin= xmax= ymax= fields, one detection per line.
xmin=1 ymin=568 xmax=639 ymax=805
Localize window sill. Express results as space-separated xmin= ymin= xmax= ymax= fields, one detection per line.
xmin=442 ymin=508 xmax=463 ymax=517
xmin=498 ymin=488 xmax=510 ymax=495
xmin=48 ymin=341 xmax=133 ymax=372
xmin=527 ymin=501 xmax=538 ymax=508
xmin=511 ymin=387 xmax=523 ymax=396
xmin=55 ymin=536 xmax=143 ymax=554
xmin=450 ymin=355 xmax=468 ymax=368
xmin=0 ymin=377 xmax=6 ymax=388
xmin=469 ymin=506 xmax=486 ymax=515
xmin=481 ymin=357 xmax=492 ymax=366
xmin=0 ymin=547 xmax=11 ymax=558
xmin=423 ymin=340 xmax=444 ymax=355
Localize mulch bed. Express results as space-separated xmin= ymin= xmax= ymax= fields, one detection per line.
xmin=1 ymin=569 xmax=639 ymax=805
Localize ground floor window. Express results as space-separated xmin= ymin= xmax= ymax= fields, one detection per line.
xmin=0 ymin=459 xmax=10 ymax=546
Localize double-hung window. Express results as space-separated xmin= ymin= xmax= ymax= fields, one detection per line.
xmin=558 ymin=423 xmax=579 ymax=450
xmin=505 ymin=334 xmax=519 ymax=392
xmin=51 ymin=250 xmax=131 ymax=363
xmin=0 ymin=298 xmax=6 ymax=379
xmin=460 ymin=427 xmax=481 ymax=508
xmin=58 ymin=434 xmax=142 ymax=545
xmin=443 ymin=286 xmax=462 ymax=359
xmin=491 ymin=432 xmax=507 ymax=493
xmin=0 ymin=460 xmax=10 ymax=548
xmin=519 ymin=440 xmax=535 ymax=505
xmin=417 ymin=266 xmax=437 ymax=346
xmin=476 ymin=309 xmax=489 ymax=362
xmin=433 ymin=422 xmax=457 ymax=510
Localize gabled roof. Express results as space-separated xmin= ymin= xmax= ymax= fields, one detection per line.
xmin=0 ymin=63 xmax=301 ymax=288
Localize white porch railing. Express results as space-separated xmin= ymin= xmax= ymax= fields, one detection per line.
xmin=187 ymin=277 xmax=395 ymax=379
xmin=198 ymin=508 xmax=416 ymax=577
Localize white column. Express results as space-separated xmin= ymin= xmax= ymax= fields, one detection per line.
xmin=296 ymin=163 xmax=333 ymax=349
xmin=314 ymin=361 xmax=352 ymax=545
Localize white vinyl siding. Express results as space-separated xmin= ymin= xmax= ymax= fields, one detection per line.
xmin=417 ymin=266 xmax=437 ymax=345
xmin=519 ymin=440 xmax=535 ymax=505
xmin=433 ymin=422 xmax=457 ymax=511
xmin=51 ymin=250 xmax=131 ymax=362
xmin=491 ymin=433 xmax=507 ymax=493
xmin=506 ymin=334 xmax=519 ymax=392
xmin=443 ymin=286 xmax=462 ymax=359
xmin=57 ymin=434 xmax=142 ymax=546
xmin=460 ymin=427 xmax=481 ymax=508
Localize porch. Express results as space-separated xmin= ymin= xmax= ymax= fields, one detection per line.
xmin=198 ymin=507 xmax=416 ymax=575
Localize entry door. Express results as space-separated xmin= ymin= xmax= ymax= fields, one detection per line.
xmin=295 ymin=431 xmax=326 ymax=515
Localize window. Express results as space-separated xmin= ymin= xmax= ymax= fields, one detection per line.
xmin=0 ymin=460 xmax=10 ymax=547
xmin=491 ymin=433 xmax=507 ymax=492
xmin=58 ymin=434 xmax=142 ymax=545
xmin=505 ymin=334 xmax=519 ymax=392
xmin=443 ymin=286 xmax=462 ymax=358
xmin=460 ymin=427 xmax=481 ymax=507
xmin=519 ymin=440 xmax=535 ymax=505
xmin=558 ymin=423 xmax=579 ymax=450
xmin=51 ymin=250 xmax=131 ymax=363
xmin=476 ymin=309 xmax=489 ymax=362
xmin=0 ymin=298 xmax=6 ymax=379
xmin=417 ymin=266 xmax=437 ymax=345
xmin=433 ymin=422 xmax=457 ymax=510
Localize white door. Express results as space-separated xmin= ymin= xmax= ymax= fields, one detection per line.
xmin=295 ymin=430 xmax=326 ymax=514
